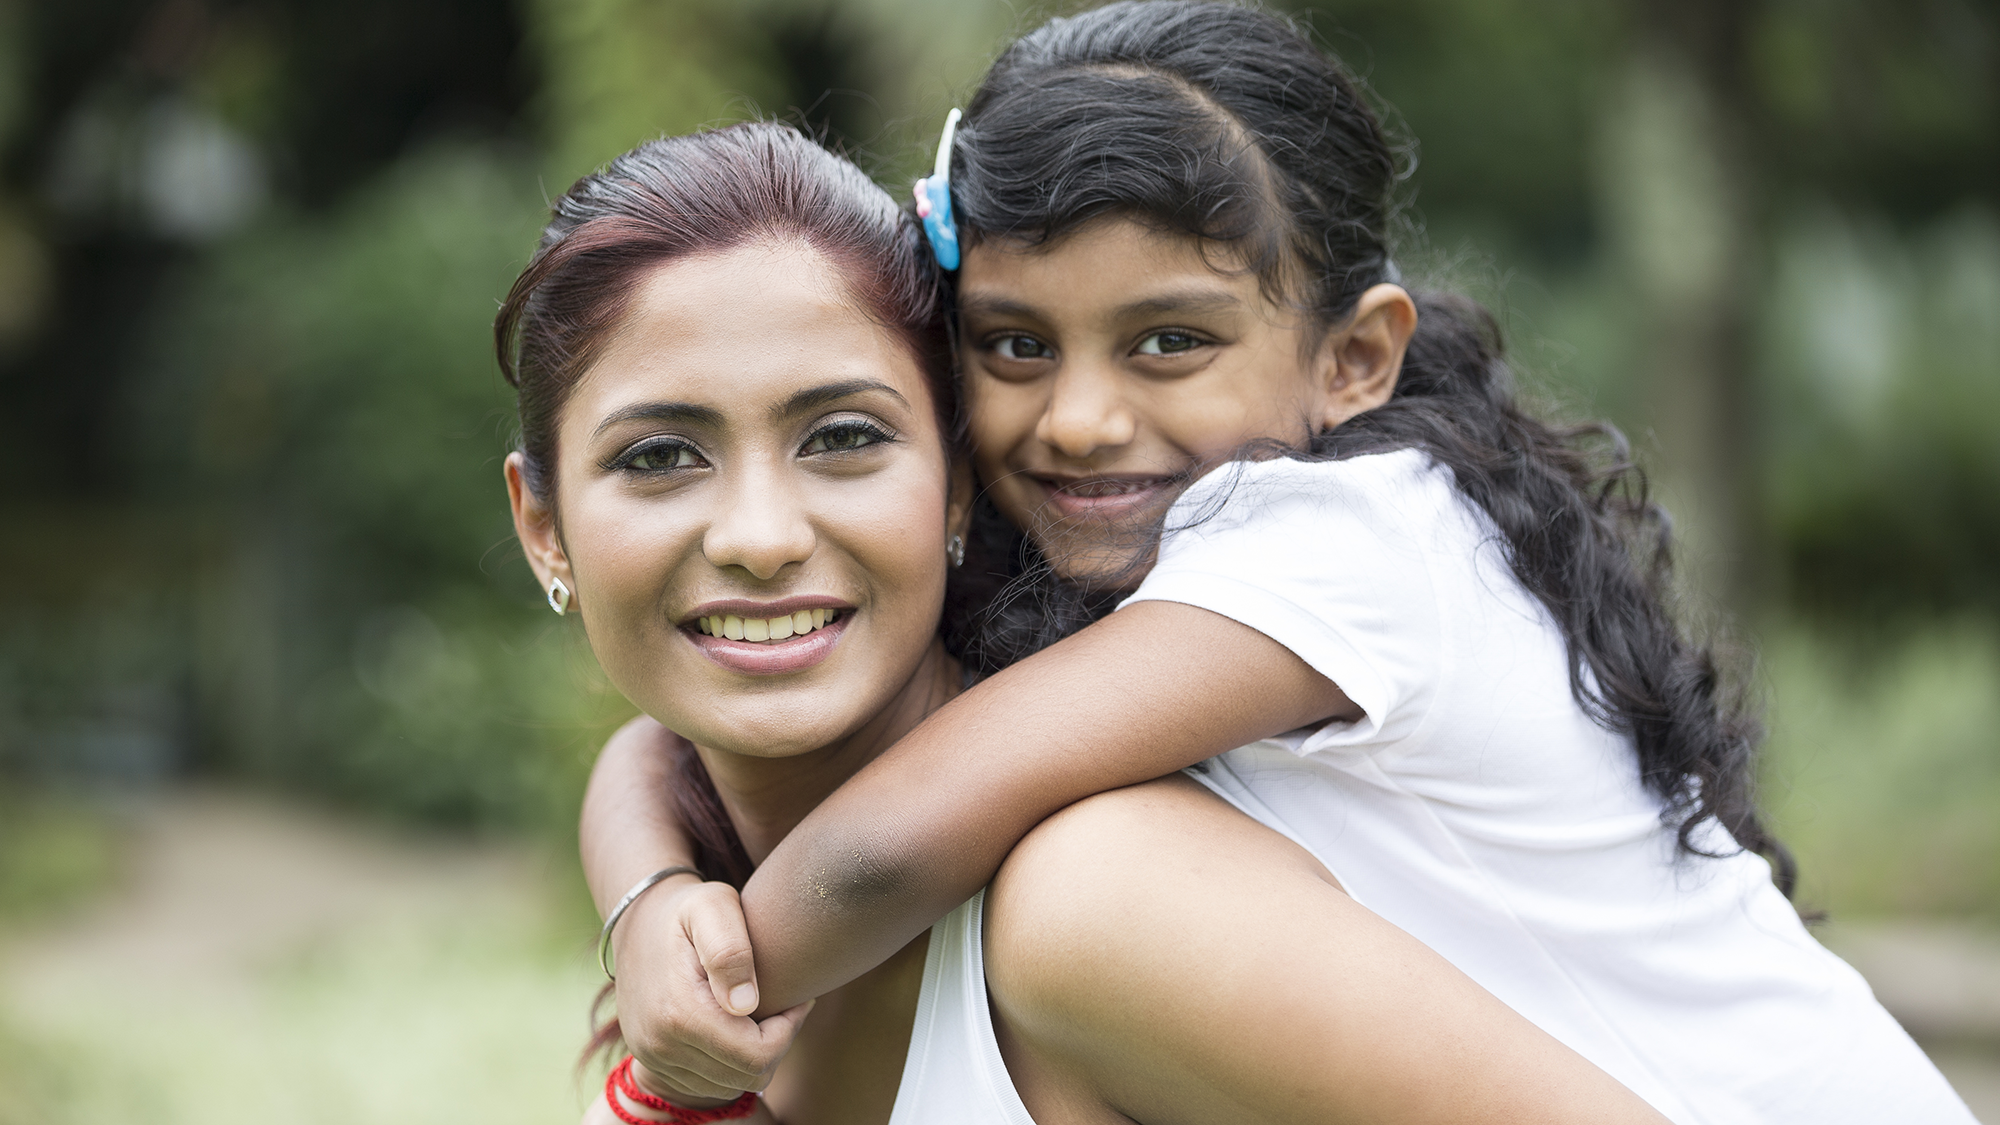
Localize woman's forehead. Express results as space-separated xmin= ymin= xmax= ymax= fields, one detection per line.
xmin=573 ymin=243 xmax=932 ymax=428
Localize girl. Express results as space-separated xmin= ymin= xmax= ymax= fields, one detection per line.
xmin=501 ymin=120 xmax=1662 ymax=1124
xmin=583 ymin=4 xmax=1975 ymax=1122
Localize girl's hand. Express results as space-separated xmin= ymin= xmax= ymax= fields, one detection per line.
xmin=580 ymin=1059 xmax=785 ymax=1125
xmin=614 ymin=877 xmax=814 ymax=1098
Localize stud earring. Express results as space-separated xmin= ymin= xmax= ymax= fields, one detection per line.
xmin=547 ymin=576 xmax=571 ymax=616
xmin=946 ymin=534 xmax=965 ymax=568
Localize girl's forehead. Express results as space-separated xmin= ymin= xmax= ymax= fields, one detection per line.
xmin=957 ymin=219 xmax=1269 ymax=323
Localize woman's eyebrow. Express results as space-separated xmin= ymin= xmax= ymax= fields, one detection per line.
xmin=773 ymin=379 xmax=909 ymax=420
xmin=591 ymin=401 xmax=725 ymax=439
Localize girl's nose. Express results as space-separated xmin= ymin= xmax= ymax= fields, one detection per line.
xmin=701 ymin=471 xmax=816 ymax=581
xmin=1035 ymin=364 xmax=1138 ymax=459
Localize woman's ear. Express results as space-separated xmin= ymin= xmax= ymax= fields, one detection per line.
xmin=945 ymin=457 xmax=977 ymax=543
xmin=506 ymin=452 xmax=576 ymax=610
xmin=1312 ymin=283 xmax=1417 ymax=432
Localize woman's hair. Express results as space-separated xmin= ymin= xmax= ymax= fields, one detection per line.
xmin=951 ymin=0 xmax=1792 ymax=891
xmin=499 ymin=121 xmax=954 ymax=1065
xmin=495 ymin=120 xmax=955 ymax=508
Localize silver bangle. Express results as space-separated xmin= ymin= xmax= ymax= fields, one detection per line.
xmin=598 ymin=865 xmax=704 ymax=981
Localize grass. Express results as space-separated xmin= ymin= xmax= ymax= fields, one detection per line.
xmin=0 ymin=791 xmax=121 ymax=925
xmin=0 ymin=791 xmax=609 ymax=1125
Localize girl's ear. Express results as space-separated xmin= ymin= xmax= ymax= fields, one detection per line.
xmin=1312 ymin=283 xmax=1417 ymax=432
xmin=506 ymin=452 xmax=577 ymax=611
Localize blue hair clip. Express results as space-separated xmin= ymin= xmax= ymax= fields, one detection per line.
xmin=913 ymin=108 xmax=961 ymax=270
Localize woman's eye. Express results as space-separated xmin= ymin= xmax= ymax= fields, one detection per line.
xmin=623 ymin=441 xmax=703 ymax=472
xmin=1135 ymin=331 xmax=1202 ymax=356
xmin=993 ymin=335 xmax=1052 ymax=361
xmin=801 ymin=420 xmax=892 ymax=455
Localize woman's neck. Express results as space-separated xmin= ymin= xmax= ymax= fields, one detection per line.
xmin=692 ymin=639 xmax=963 ymax=865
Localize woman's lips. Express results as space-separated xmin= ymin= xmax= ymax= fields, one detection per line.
xmin=1036 ymin=475 xmax=1176 ymax=520
xmin=687 ymin=610 xmax=849 ymax=675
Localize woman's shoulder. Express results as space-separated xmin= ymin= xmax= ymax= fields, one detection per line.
xmin=979 ymin=775 xmax=1346 ymax=1120
xmin=978 ymin=775 xmax=1674 ymax=1125
xmin=985 ymin=775 xmax=1338 ymax=967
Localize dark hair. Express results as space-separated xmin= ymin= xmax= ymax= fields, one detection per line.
xmin=951 ymin=0 xmax=1792 ymax=892
xmin=496 ymin=120 xmax=954 ymax=507
xmin=499 ymin=121 xmax=954 ymax=1066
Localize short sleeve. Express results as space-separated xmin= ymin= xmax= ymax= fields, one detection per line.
xmin=1118 ymin=450 xmax=1448 ymax=754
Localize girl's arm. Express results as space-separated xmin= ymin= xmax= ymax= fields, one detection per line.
xmin=581 ymin=717 xmax=805 ymax=1098
xmin=741 ymin=599 xmax=1350 ymax=1015
xmin=983 ymin=775 xmax=1667 ymax=1125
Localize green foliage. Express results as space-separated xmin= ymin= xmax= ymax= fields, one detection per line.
xmin=1763 ymin=620 xmax=2000 ymax=922
xmin=136 ymin=145 xmax=632 ymax=830
xmin=1762 ymin=206 xmax=2000 ymax=619
xmin=527 ymin=0 xmax=787 ymax=187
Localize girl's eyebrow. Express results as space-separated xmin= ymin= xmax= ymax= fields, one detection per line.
xmin=957 ymin=289 xmax=1243 ymax=323
xmin=956 ymin=294 xmax=1042 ymax=322
xmin=1115 ymin=289 xmax=1243 ymax=319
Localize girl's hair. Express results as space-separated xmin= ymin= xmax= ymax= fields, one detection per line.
xmin=495 ymin=120 xmax=954 ymax=507
xmin=498 ymin=121 xmax=953 ymax=1066
xmin=952 ymin=0 xmax=1792 ymax=892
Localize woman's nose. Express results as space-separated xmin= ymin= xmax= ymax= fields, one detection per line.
xmin=1034 ymin=364 xmax=1138 ymax=459
xmin=700 ymin=470 xmax=816 ymax=581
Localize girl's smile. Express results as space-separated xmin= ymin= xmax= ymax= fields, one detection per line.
xmin=958 ymin=219 xmax=1381 ymax=584
xmin=1030 ymin=472 xmax=1183 ymax=521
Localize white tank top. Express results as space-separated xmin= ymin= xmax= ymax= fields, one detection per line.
xmin=885 ymin=891 xmax=1035 ymax=1125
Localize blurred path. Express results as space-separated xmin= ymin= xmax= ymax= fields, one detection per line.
xmin=0 ymin=788 xmax=602 ymax=1125
xmin=1821 ymin=922 xmax=2000 ymax=1120
xmin=1 ymin=789 xmax=1994 ymax=1122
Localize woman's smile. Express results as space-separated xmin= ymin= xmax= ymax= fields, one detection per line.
xmin=686 ymin=600 xmax=852 ymax=675
xmin=513 ymin=236 xmax=971 ymax=761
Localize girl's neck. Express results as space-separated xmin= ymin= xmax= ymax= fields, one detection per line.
xmin=692 ymin=639 xmax=964 ymax=864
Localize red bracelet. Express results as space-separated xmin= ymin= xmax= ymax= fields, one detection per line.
xmin=604 ymin=1056 xmax=759 ymax=1124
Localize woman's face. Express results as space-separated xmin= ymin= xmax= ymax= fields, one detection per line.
xmin=957 ymin=218 xmax=1411 ymax=584
xmin=509 ymin=240 xmax=967 ymax=759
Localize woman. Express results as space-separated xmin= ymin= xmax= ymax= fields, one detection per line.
xmin=501 ymin=121 xmax=1662 ymax=1123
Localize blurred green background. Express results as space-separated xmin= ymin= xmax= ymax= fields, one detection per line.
xmin=0 ymin=0 xmax=1995 ymax=1120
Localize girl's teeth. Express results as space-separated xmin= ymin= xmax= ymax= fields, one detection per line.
xmin=700 ymin=610 xmax=839 ymax=642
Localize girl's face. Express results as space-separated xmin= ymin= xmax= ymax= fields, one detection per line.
xmin=509 ymin=241 xmax=969 ymax=759
xmin=957 ymin=218 xmax=1413 ymax=584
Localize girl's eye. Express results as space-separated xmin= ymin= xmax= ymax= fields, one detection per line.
xmin=1135 ymin=331 xmax=1202 ymax=356
xmin=621 ymin=441 xmax=704 ymax=472
xmin=992 ymin=335 xmax=1053 ymax=361
xmin=801 ymin=420 xmax=893 ymax=455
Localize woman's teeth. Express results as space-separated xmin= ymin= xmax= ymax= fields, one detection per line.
xmin=696 ymin=609 xmax=839 ymax=642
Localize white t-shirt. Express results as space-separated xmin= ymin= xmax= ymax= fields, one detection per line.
xmin=1122 ymin=449 xmax=1974 ymax=1125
